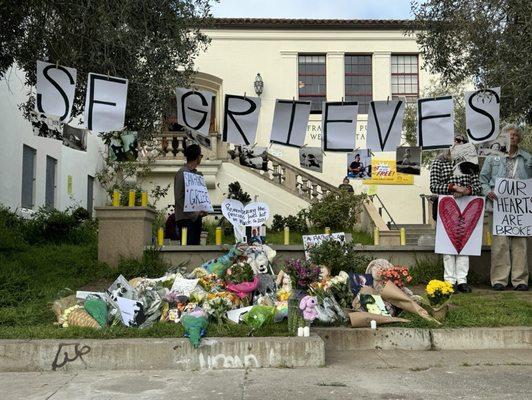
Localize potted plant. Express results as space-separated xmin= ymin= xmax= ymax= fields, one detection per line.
xmin=425 ymin=279 xmax=454 ymax=321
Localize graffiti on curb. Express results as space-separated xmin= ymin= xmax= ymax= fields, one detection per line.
xmin=51 ymin=343 xmax=91 ymax=371
xmin=198 ymin=352 xmax=260 ymax=369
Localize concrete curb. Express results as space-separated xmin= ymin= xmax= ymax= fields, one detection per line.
xmin=0 ymin=336 xmax=325 ymax=372
xmin=314 ymin=327 xmax=532 ymax=351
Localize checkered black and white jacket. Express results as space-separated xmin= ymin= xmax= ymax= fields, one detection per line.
xmin=429 ymin=159 xmax=482 ymax=196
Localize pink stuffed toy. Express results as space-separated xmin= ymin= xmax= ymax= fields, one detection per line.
xmin=299 ymin=295 xmax=318 ymax=322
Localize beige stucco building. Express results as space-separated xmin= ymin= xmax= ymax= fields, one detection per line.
xmin=144 ymin=19 xmax=437 ymax=225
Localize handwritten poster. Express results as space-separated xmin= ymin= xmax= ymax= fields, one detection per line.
xmin=183 ymin=171 xmax=213 ymax=212
xmin=302 ymin=232 xmax=346 ymax=259
xmin=221 ymin=199 xmax=270 ymax=227
xmin=492 ymin=178 xmax=532 ymax=237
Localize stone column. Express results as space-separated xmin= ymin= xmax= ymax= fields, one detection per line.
xmin=372 ymin=51 xmax=392 ymax=101
xmin=95 ymin=207 xmax=157 ymax=268
xmin=326 ymin=51 xmax=345 ymax=101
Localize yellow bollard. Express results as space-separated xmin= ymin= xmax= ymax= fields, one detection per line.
xmin=284 ymin=226 xmax=290 ymax=245
xmin=486 ymin=231 xmax=492 ymax=246
xmin=373 ymin=227 xmax=380 ymax=246
xmin=157 ymin=227 xmax=164 ymax=247
xmin=112 ymin=190 xmax=120 ymax=207
xmin=128 ymin=190 xmax=135 ymax=207
xmin=324 ymin=227 xmax=331 ymax=235
xmin=141 ymin=191 xmax=148 ymax=207
xmin=181 ymin=227 xmax=188 ymax=246
xmin=400 ymin=227 xmax=406 ymax=246
xmin=215 ymin=227 xmax=222 ymax=245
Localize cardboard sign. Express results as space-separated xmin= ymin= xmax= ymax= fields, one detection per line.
xmin=302 ymin=232 xmax=346 ymax=259
xmin=36 ymin=60 xmax=77 ymax=121
xmin=435 ymin=195 xmax=485 ymax=256
xmin=366 ymin=100 xmax=405 ymax=152
xmin=221 ymin=199 xmax=270 ymax=227
xmin=465 ymin=87 xmax=500 ymax=144
xmin=183 ymin=172 xmax=213 ymax=212
xmin=492 ymin=178 xmax=532 ymax=237
xmin=176 ymin=87 xmax=213 ymax=137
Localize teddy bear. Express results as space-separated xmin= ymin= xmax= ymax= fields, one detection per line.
xmin=299 ymin=295 xmax=318 ymax=322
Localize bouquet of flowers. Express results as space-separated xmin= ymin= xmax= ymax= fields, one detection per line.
xmin=203 ymin=295 xmax=233 ymax=324
xmin=426 ymin=280 xmax=454 ymax=306
xmin=225 ymin=262 xmax=259 ymax=299
xmin=326 ymin=272 xmax=352 ymax=309
xmin=376 ymin=265 xmax=412 ymax=289
xmin=284 ymin=258 xmax=321 ymax=290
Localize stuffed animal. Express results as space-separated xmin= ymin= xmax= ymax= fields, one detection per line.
xmin=254 ymin=273 xmax=276 ymax=297
xmin=202 ymin=244 xmax=244 ymax=276
xmin=299 ymin=295 xmax=318 ymax=322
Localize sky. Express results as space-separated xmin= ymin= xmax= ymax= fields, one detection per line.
xmin=212 ymin=0 xmax=413 ymax=20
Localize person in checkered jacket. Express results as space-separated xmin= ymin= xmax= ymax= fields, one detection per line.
xmin=429 ymin=134 xmax=481 ymax=294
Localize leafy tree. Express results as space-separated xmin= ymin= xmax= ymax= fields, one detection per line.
xmin=0 ymin=0 xmax=214 ymax=139
xmin=411 ymin=0 xmax=532 ymax=123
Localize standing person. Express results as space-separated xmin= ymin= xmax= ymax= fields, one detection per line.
xmin=174 ymin=144 xmax=206 ymax=245
xmin=480 ymin=125 xmax=531 ymax=291
xmin=430 ymin=134 xmax=480 ymax=293
xmin=338 ymin=177 xmax=354 ymax=192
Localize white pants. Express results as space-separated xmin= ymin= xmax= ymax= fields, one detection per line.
xmin=443 ymin=255 xmax=469 ymax=284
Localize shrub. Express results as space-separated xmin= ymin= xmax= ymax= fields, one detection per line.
xmin=308 ymin=239 xmax=372 ymax=276
xmin=306 ymin=191 xmax=366 ymax=231
xmin=270 ymin=212 xmax=309 ymax=233
xmin=0 ymin=206 xmax=27 ymax=252
xmin=115 ymin=248 xmax=170 ymax=279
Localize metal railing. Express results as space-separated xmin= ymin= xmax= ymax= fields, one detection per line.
xmin=368 ymin=193 xmax=398 ymax=230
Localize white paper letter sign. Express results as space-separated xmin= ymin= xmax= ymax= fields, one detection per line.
xmin=223 ymin=94 xmax=261 ymax=145
xmin=366 ymin=100 xmax=405 ymax=152
xmin=465 ymin=87 xmax=500 ymax=144
xmin=435 ymin=195 xmax=485 ymax=256
xmin=492 ymin=178 xmax=532 ymax=237
xmin=270 ymin=99 xmax=311 ymax=147
xmin=183 ymin=172 xmax=213 ymax=212
xmin=322 ymin=102 xmax=358 ymax=151
xmin=417 ymin=96 xmax=454 ymax=149
xmin=176 ymin=87 xmax=213 ymax=137
xmin=36 ymin=60 xmax=77 ymax=121
xmin=84 ymin=73 xmax=128 ymax=132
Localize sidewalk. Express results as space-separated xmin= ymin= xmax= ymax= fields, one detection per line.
xmin=2 ymin=349 xmax=531 ymax=400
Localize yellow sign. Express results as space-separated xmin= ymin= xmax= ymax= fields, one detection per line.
xmin=67 ymin=175 xmax=73 ymax=194
xmin=363 ymin=159 xmax=414 ymax=185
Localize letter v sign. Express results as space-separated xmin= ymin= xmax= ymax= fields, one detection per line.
xmin=367 ymin=100 xmax=404 ymax=152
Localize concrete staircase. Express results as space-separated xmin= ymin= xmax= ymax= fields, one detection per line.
xmin=396 ymin=224 xmax=435 ymax=246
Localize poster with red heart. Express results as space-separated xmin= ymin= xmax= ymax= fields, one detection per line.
xmin=435 ymin=195 xmax=485 ymax=256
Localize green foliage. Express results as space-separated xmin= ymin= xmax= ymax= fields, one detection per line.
xmin=115 ymin=249 xmax=171 ymax=280
xmin=227 ymin=181 xmax=251 ymax=203
xmin=308 ymin=239 xmax=373 ymax=276
xmin=270 ymin=212 xmax=309 ymax=233
xmin=306 ymin=191 xmax=366 ymax=231
xmin=0 ymin=205 xmax=97 ymax=247
xmin=411 ymin=0 xmax=532 ymax=123
xmin=0 ymin=0 xmax=213 ymax=139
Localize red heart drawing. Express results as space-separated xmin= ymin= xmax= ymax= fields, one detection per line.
xmin=438 ymin=197 xmax=484 ymax=253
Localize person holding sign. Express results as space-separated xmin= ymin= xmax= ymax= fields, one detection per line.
xmin=480 ymin=125 xmax=531 ymax=291
xmin=430 ymin=134 xmax=482 ymax=293
xmin=174 ymin=144 xmax=206 ymax=245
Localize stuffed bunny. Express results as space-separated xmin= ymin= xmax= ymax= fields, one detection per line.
xmin=299 ymin=295 xmax=318 ymax=322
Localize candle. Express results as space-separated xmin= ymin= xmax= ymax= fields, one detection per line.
xmin=141 ymin=191 xmax=148 ymax=207
xmin=373 ymin=227 xmax=380 ymax=246
xmin=181 ymin=227 xmax=188 ymax=246
xmin=283 ymin=226 xmax=290 ymax=245
xmin=400 ymin=227 xmax=406 ymax=246
xmin=370 ymin=320 xmax=377 ymax=330
xmin=303 ymin=326 xmax=310 ymax=337
xmin=324 ymin=227 xmax=331 ymax=235
xmin=112 ymin=190 xmax=120 ymax=207
xmin=297 ymin=327 xmax=304 ymax=337
xmin=157 ymin=227 xmax=164 ymax=247
xmin=215 ymin=227 xmax=222 ymax=245
xmin=128 ymin=190 xmax=135 ymax=207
